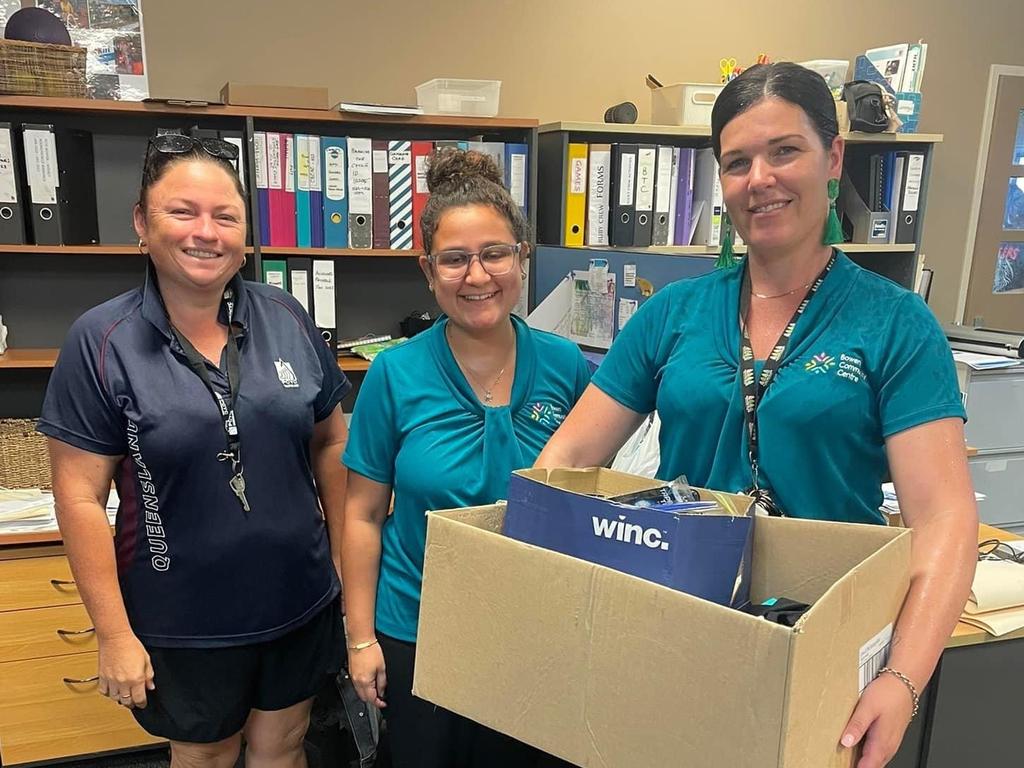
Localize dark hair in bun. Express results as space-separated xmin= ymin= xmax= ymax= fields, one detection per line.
xmin=420 ymin=147 xmax=530 ymax=255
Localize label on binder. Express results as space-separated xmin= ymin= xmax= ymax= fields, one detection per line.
xmin=570 ymin=157 xmax=587 ymax=195
xmin=23 ymin=129 xmax=57 ymax=205
xmin=619 ymin=154 xmax=636 ymax=206
xmin=510 ymin=153 xmax=527 ymax=206
xmin=415 ymin=154 xmax=430 ymax=195
xmin=284 ymin=135 xmax=296 ymax=193
xmin=267 ymin=134 xmax=281 ymax=189
xmin=0 ymin=128 xmax=17 ymax=204
xmin=254 ymin=133 xmax=269 ymax=189
xmin=312 ymin=261 xmax=336 ymax=328
xmin=308 ymin=136 xmax=322 ymax=192
xmin=325 ymin=147 xmax=346 ymax=201
xmin=296 ymin=136 xmax=311 ymax=192
xmin=372 ymin=149 xmax=388 ymax=173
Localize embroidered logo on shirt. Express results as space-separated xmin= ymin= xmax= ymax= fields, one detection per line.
xmin=527 ymin=402 xmax=566 ymax=429
xmin=804 ymin=353 xmax=836 ymax=374
xmin=274 ymin=359 xmax=300 ymax=388
xmin=836 ymin=354 xmax=865 ymax=384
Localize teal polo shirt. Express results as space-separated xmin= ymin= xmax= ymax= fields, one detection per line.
xmin=593 ymin=251 xmax=965 ymax=525
xmin=343 ymin=315 xmax=591 ymax=642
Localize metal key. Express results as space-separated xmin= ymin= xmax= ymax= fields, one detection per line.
xmin=229 ymin=472 xmax=251 ymax=512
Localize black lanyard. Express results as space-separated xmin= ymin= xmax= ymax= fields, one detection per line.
xmin=738 ymin=252 xmax=835 ymax=514
xmin=169 ymin=287 xmax=250 ymax=513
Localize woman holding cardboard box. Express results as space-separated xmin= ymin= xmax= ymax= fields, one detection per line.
xmin=537 ymin=62 xmax=977 ymax=768
xmin=342 ymin=149 xmax=590 ymax=767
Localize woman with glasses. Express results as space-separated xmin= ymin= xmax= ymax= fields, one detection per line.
xmin=341 ymin=148 xmax=589 ymax=767
xmin=37 ymin=134 xmax=350 ymax=767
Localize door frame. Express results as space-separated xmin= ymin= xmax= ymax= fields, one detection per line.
xmin=956 ymin=64 xmax=1024 ymax=323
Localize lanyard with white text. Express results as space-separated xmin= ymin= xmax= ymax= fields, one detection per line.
xmin=738 ymin=252 xmax=835 ymax=515
xmin=170 ymin=287 xmax=250 ymax=513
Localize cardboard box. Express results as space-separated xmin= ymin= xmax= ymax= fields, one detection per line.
xmin=415 ymin=470 xmax=912 ymax=768
xmin=219 ymin=82 xmax=328 ymax=111
xmin=650 ymin=81 xmax=725 ymax=126
xmin=503 ymin=468 xmax=754 ymax=606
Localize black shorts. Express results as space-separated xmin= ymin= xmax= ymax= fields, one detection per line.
xmin=133 ymin=600 xmax=344 ymax=744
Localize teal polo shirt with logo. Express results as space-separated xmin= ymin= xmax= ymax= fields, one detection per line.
xmin=592 ymin=250 xmax=965 ymax=525
xmin=343 ymin=314 xmax=591 ymax=642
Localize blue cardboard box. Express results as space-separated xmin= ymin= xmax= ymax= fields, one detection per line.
xmin=502 ymin=468 xmax=754 ymax=607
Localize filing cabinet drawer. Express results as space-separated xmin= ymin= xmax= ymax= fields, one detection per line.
xmin=0 ymin=652 xmax=161 ymax=765
xmin=0 ymin=554 xmax=79 ymax=612
xmin=0 ymin=603 xmax=97 ymax=663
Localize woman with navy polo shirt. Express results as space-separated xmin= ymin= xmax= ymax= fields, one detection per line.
xmin=38 ymin=135 xmax=350 ymax=768
xmin=341 ymin=149 xmax=590 ymax=767
xmin=538 ymin=63 xmax=978 ymax=768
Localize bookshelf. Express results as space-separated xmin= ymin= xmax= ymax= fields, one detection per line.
xmin=535 ymin=121 xmax=942 ymax=290
xmin=0 ymin=95 xmax=539 ymax=419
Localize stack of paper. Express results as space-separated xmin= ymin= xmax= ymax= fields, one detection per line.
xmin=881 ymin=482 xmax=985 ymax=517
xmin=0 ymin=488 xmax=118 ymax=535
xmin=961 ymin=556 xmax=1024 ymax=636
xmin=951 ymin=350 xmax=1023 ymax=370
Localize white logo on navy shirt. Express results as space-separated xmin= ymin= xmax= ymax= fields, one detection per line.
xmin=275 ymin=359 xmax=300 ymax=388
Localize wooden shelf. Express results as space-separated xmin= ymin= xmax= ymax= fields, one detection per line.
xmin=562 ymin=243 xmax=917 ymax=256
xmin=0 ymin=348 xmax=58 ymax=369
xmin=0 ymin=347 xmax=371 ymax=373
xmin=0 ymin=95 xmax=538 ymax=130
xmin=0 ymin=245 xmax=257 ymax=256
xmin=339 ymin=357 xmax=371 ymax=372
xmin=261 ymin=247 xmax=422 ymax=258
xmin=539 ymin=121 xmax=942 ymax=144
xmin=0 ymin=245 xmax=140 ymax=255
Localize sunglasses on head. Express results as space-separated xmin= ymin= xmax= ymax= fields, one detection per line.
xmin=143 ymin=134 xmax=240 ymax=176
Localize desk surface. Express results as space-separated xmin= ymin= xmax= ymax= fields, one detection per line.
xmin=947 ymin=524 xmax=1024 ymax=648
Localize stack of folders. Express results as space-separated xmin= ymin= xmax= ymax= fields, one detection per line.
xmin=960 ymin=542 xmax=1024 ymax=637
xmin=560 ymin=143 xmax=726 ymax=249
xmin=0 ymin=122 xmax=100 ymax=246
xmin=252 ymin=133 xmax=529 ymax=251
xmin=839 ymin=149 xmax=925 ymax=245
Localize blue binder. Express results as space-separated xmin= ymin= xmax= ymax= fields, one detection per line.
xmin=321 ymin=137 xmax=348 ymax=248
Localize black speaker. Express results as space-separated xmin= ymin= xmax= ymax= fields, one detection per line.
xmin=603 ymin=102 xmax=638 ymax=124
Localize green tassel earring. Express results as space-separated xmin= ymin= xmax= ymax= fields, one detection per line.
xmin=822 ymin=178 xmax=844 ymax=246
xmin=716 ymin=209 xmax=739 ymax=269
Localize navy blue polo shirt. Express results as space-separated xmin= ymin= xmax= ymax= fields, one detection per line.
xmin=38 ymin=268 xmax=350 ymax=648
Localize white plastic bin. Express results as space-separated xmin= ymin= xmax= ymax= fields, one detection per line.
xmin=415 ymin=78 xmax=501 ymax=117
xmin=650 ymin=82 xmax=725 ymax=127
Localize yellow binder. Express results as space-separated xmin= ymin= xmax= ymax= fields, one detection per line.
xmin=564 ymin=143 xmax=588 ymax=246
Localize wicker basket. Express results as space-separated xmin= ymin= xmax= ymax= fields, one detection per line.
xmin=0 ymin=39 xmax=87 ymax=98
xmin=0 ymin=419 xmax=52 ymax=489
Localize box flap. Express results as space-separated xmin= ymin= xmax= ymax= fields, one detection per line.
xmin=416 ymin=505 xmax=793 ymax=767
xmin=751 ymin=516 xmax=904 ymax=604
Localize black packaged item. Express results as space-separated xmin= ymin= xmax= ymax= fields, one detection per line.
xmin=399 ymin=311 xmax=435 ymax=338
xmin=740 ymin=597 xmax=811 ymax=627
xmin=842 ymin=81 xmax=889 ymax=133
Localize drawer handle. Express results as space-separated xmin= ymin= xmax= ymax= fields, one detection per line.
xmin=56 ymin=626 xmax=95 ymax=637
xmin=50 ymin=578 xmax=77 ymax=588
xmin=62 ymin=675 xmax=99 ymax=684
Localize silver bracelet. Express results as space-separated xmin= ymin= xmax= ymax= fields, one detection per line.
xmin=878 ymin=666 xmax=920 ymax=720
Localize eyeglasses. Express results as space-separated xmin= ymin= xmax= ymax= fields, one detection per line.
xmin=143 ymin=134 xmax=240 ymax=178
xmin=978 ymin=539 xmax=1024 ymax=564
xmin=428 ymin=242 xmax=525 ymax=281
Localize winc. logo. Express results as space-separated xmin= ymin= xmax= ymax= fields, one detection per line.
xmin=592 ymin=515 xmax=670 ymax=551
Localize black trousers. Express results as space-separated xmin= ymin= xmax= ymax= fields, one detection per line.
xmin=378 ymin=633 xmax=569 ymax=768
